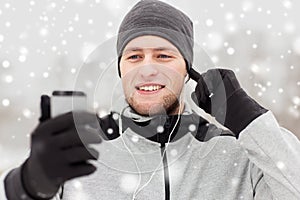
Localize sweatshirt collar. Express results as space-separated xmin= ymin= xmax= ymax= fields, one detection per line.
xmin=120 ymin=103 xmax=208 ymax=144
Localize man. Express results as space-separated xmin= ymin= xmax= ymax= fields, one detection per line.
xmin=1 ymin=0 xmax=300 ymax=199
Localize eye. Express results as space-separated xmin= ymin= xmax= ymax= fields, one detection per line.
xmin=158 ymin=54 xmax=172 ymax=59
xmin=127 ymin=55 xmax=142 ymax=60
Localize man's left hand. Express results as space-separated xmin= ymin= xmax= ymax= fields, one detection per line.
xmin=189 ymin=68 xmax=268 ymax=138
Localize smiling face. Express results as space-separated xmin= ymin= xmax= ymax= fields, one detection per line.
xmin=120 ymin=35 xmax=187 ymax=116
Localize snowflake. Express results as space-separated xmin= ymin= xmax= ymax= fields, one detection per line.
xmin=29 ymin=1 xmax=35 ymax=6
xmin=51 ymin=46 xmax=57 ymax=51
xmin=282 ymin=0 xmax=292 ymax=9
xmin=61 ymin=40 xmax=67 ymax=45
xmin=157 ymin=125 xmax=164 ymax=133
xmin=43 ymin=72 xmax=49 ymax=78
xmin=267 ymin=24 xmax=272 ymax=29
xmin=18 ymin=55 xmax=27 ymax=63
xmin=170 ymin=149 xmax=178 ymax=157
xmin=22 ymin=108 xmax=32 ymax=119
xmin=72 ymin=180 xmax=83 ymax=189
xmin=246 ymin=30 xmax=252 ymax=35
xmin=107 ymin=128 xmax=113 ymax=134
xmin=2 ymin=60 xmax=10 ymax=68
xmin=68 ymin=26 xmax=74 ymax=32
xmin=2 ymin=99 xmax=10 ymax=107
xmin=225 ymin=12 xmax=234 ymax=21
xmin=188 ymin=124 xmax=196 ymax=132
xmin=5 ymin=75 xmax=13 ymax=83
xmin=131 ymin=135 xmax=139 ymax=143
xmin=107 ymin=21 xmax=113 ymax=27
xmin=5 ymin=22 xmax=11 ymax=27
xmin=120 ymin=174 xmax=138 ymax=193
xmin=205 ymin=19 xmax=214 ymax=27
xmin=257 ymin=7 xmax=263 ymax=12
xmin=242 ymin=1 xmax=253 ymax=12
xmin=292 ymin=96 xmax=300 ymax=105
xmin=276 ymin=161 xmax=286 ymax=170
xmin=71 ymin=68 xmax=76 ymax=74
xmin=227 ymin=47 xmax=235 ymax=55
xmin=29 ymin=72 xmax=35 ymax=77
xmin=39 ymin=28 xmax=49 ymax=37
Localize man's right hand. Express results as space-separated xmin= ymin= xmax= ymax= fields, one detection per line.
xmin=22 ymin=110 xmax=102 ymax=199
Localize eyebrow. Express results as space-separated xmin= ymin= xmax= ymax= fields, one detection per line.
xmin=123 ymin=47 xmax=179 ymax=54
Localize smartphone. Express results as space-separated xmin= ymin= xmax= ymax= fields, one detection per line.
xmin=51 ymin=90 xmax=87 ymax=117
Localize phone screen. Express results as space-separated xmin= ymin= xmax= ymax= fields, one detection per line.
xmin=51 ymin=91 xmax=87 ymax=117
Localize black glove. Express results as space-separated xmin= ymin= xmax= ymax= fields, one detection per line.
xmin=189 ymin=68 xmax=268 ymax=137
xmin=5 ymin=95 xmax=102 ymax=200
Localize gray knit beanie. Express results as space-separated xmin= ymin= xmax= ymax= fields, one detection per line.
xmin=117 ymin=0 xmax=194 ymax=77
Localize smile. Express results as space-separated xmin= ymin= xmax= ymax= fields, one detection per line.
xmin=138 ymin=85 xmax=164 ymax=91
xmin=135 ymin=84 xmax=165 ymax=94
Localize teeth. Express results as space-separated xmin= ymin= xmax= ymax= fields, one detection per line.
xmin=139 ymin=85 xmax=162 ymax=91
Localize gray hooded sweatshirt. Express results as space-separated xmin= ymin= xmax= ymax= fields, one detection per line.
xmin=1 ymin=108 xmax=300 ymax=200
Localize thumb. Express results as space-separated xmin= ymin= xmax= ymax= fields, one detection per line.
xmin=188 ymin=68 xmax=202 ymax=82
xmin=39 ymin=95 xmax=51 ymax=122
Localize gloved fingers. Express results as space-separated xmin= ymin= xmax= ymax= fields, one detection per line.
xmin=188 ymin=67 xmax=202 ymax=82
xmin=67 ymin=163 xmax=97 ymax=179
xmin=55 ymin=127 xmax=102 ymax=148
xmin=39 ymin=95 xmax=51 ymax=122
xmin=36 ymin=111 xmax=98 ymax=135
xmin=190 ymin=72 xmax=210 ymax=100
xmin=218 ymin=69 xmax=241 ymax=95
xmin=190 ymin=70 xmax=212 ymax=114
xmin=63 ymin=146 xmax=99 ymax=164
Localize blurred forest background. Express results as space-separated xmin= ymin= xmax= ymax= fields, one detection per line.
xmin=0 ymin=0 xmax=299 ymax=174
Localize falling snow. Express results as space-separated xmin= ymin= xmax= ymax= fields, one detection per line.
xmin=131 ymin=135 xmax=139 ymax=143
xmin=157 ymin=125 xmax=164 ymax=133
xmin=227 ymin=47 xmax=235 ymax=55
xmin=276 ymin=161 xmax=286 ymax=170
xmin=206 ymin=19 xmax=214 ymax=27
xmin=170 ymin=149 xmax=178 ymax=157
xmin=2 ymin=60 xmax=10 ymax=68
xmin=2 ymin=99 xmax=10 ymax=107
xmin=107 ymin=128 xmax=113 ymax=134
xmin=120 ymin=174 xmax=138 ymax=193
xmin=0 ymin=0 xmax=300 ymax=175
xmin=4 ymin=75 xmax=13 ymax=83
xmin=188 ymin=124 xmax=196 ymax=132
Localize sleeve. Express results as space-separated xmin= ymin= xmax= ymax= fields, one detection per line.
xmin=0 ymin=170 xmax=11 ymax=200
xmin=238 ymin=111 xmax=300 ymax=199
xmin=0 ymin=167 xmax=61 ymax=200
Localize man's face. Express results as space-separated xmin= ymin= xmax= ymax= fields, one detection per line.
xmin=120 ymin=35 xmax=187 ymax=116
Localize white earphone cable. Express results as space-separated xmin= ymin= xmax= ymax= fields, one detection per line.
xmin=132 ymin=97 xmax=183 ymax=199
xmin=118 ymin=92 xmax=184 ymax=200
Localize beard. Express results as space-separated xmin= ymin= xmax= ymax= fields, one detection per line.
xmin=126 ymin=93 xmax=181 ymax=116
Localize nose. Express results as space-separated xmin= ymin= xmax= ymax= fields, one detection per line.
xmin=138 ymin=56 xmax=159 ymax=78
